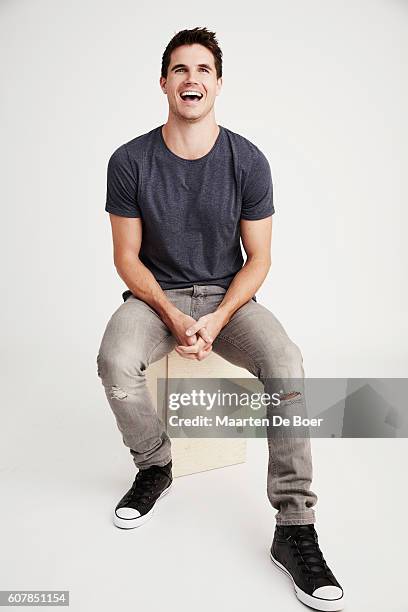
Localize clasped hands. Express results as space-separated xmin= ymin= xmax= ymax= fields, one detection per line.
xmin=171 ymin=310 xmax=227 ymax=361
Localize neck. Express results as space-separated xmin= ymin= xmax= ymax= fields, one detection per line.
xmin=162 ymin=113 xmax=220 ymax=160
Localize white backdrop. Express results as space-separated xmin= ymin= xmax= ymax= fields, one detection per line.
xmin=1 ymin=0 xmax=407 ymax=383
xmin=1 ymin=1 xmax=407 ymax=610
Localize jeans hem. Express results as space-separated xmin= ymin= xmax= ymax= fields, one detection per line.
xmin=275 ymin=519 xmax=316 ymax=526
xmin=137 ymin=457 xmax=172 ymax=470
xmin=275 ymin=511 xmax=316 ymax=526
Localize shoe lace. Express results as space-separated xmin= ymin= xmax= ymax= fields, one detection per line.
xmin=124 ymin=468 xmax=165 ymax=504
xmin=287 ymin=526 xmax=332 ymax=582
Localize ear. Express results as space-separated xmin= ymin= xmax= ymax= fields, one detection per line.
xmin=216 ymin=76 xmax=223 ymax=96
xmin=159 ymin=76 xmax=167 ymax=94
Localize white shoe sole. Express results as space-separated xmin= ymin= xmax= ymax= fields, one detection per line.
xmin=113 ymin=482 xmax=173 ymax=529
xmin=270 ymin=552 xmax=345 ymax=611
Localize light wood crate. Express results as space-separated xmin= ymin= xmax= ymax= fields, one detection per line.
xmin=146 ymin=350 xmax=257 ymax=477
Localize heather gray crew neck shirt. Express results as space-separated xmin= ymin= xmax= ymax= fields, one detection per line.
xmin=105 ymin=125 xmax=275 ymax=303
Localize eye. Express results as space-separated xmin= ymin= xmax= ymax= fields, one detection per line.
xmin=175 ymin=68 xmax=185 ymax=73
xmin=200 ymin=68 xmax=209 ymax=72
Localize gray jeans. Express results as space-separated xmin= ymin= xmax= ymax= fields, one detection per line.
xmin=96 ymin=284 xmax=317 ymax=525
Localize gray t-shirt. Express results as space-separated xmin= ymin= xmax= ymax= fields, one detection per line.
xmin=105 ymin=124 xmax=275 ymax=303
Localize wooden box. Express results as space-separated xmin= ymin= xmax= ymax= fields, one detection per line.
xmin=146 ymin=350 xmax=256 ymax=477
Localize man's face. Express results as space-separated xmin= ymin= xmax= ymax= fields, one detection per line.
xmin=160 ymin=43 xmax=222 ymax=122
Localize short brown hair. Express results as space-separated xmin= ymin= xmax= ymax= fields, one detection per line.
xmin=161 ymin=27 xmax=223 ymax=79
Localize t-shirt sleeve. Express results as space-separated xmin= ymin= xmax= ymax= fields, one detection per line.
xmin=240 ymin=148 xmax=275 ymax=220
xmin=105 ymin=145 xmax=142 ymax=218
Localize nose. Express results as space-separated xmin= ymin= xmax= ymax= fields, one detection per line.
xmin=184 ymin=71 xmax=200 ymax=85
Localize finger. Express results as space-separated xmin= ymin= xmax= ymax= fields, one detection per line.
xmin=198 ymin=344 xmax=213 ymax=359
xmin=198 ymin=345 xmax=213 ymax=360
xmin=198 ymin=327 xmax=213 ymax=344
xmin=178 ymin=350 xmax=199 ymax=360
xmin=176 ymin=337 xmax=207 ymax=354
xmin=176 ymin=345 xmax=196 ymax=354
xmin=176 ymin=334 xmax=197 ymax=348
xmin=176 ymin=339 xmax=212 ymax=352
xmin=185 ymin=318 xmax=208 ymax=337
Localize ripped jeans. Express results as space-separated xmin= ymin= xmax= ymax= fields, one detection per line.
xmin=96 ymin=284 xmax=317 ymax=525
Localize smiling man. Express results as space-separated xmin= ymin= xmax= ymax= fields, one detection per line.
xmin=96 ymin=27 xmax=344 ymax=611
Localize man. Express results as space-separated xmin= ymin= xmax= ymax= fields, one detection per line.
xmin=97 ymin=27 xmax=345 ymax=611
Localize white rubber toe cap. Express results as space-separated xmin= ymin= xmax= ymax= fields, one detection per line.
xmin=115 ymin=507 xmax=141 ymax=519
xmin=313 ymin=585 xmax=343 ymax=600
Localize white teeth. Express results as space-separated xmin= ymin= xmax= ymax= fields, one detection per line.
xmin=180 ymin=91 xmax=203 ymax=99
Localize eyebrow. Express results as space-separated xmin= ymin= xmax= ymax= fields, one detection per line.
xmin=170 ymin=63 xmax=213 ymax=72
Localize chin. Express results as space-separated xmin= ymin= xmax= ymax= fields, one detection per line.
xmin=179 ymin=111 xmax=203 ymax=121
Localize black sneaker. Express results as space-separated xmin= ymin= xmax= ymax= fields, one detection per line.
xmin=113 ymin=460 xmax=173 ymax=529
xmin=270 ymin=524 xmax=345 ymax=611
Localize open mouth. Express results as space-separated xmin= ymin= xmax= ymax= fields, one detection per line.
xmin=179 ymin=90 xmax=203 ymax=104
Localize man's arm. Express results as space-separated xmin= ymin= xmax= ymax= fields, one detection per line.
xmin=109 ymin=214 xmax=175 ymax=321
xmin=213 ymin=147 xmax=274 ymax=326
xmin=215 ymin=215 xmax=272 ymax=325
xmin=109 ymin=214 xmax=207 ymax=348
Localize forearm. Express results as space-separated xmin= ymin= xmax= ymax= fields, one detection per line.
xmin=216 ymin=256 xmax=271 ymax=325
xmin=115 ymin=255 xmax=179 ymax=325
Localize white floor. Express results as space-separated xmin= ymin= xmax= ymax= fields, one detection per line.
xmin=1 ymin=433 xmax=407 ymax=612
